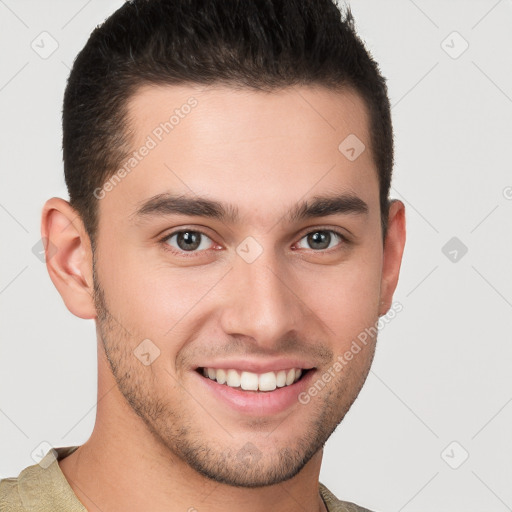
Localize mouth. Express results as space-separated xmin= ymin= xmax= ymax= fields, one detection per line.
xmin=195 ymin=366 xmax=313 ymax=393
xmin=193 ymin=360 xmax=318 ymax=415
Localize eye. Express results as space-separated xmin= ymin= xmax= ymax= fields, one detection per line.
xmin=162 ymin=229 xmax=215 ymax=253
xmin=295 ymin=229 xmax=347 ymax=251
xmin=159 ymin=227 xmax=349 ymax=257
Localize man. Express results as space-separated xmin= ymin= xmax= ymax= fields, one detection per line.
xmin=0 ymin=0 xmax=405 ymax=510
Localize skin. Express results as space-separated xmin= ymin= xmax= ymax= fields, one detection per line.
xmin=42 ymin=84 xmax=406 ymax=512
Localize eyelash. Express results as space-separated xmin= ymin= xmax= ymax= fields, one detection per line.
xmin=158 ymin=227 xmax=350 ymax=258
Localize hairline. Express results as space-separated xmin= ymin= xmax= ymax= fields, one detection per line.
xmin=84 ymin=81 xmax=388 ymax=252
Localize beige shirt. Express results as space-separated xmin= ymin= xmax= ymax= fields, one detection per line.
xmin=0 ymin=446 xmax=374 ymax=511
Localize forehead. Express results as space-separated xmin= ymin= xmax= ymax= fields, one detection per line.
xmin=102 ymin=83 xmax=379 ymax=227
xmin=127 ymin=83 xmax=372 ymax=153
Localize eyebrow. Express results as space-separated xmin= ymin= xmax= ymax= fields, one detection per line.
xmin=131 ymin=192 xmax=369 ymax=224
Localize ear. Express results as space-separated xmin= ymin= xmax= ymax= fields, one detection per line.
xmin=379 ymin=199 xmax=406 ymax=316
xmin=41 ymin=197 xmax=97 ymax=319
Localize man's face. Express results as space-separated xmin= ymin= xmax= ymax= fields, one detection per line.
xmin=93 ymin=84 xmax=386 ymax=487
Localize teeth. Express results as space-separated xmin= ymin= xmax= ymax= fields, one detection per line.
xmin=201 ymin=367 xmax=304 ymax=391
xmin=240 ymin=371 xmax=259 ymax=391
xmin=216 ymin=368 xmax=227 ymax=385
xmin=226 ymin=369 xmax=241 ymax=388
xmin=259 ymin=372 xmax=277 ymax=391
xmin=276 ymin=370 xmax=287 ymax=387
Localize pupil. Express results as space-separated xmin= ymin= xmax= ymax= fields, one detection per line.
xmin=178 ymin=231 xmax=200 ymax=251
xmin=309 ymin=231 xmax=330 ymax=250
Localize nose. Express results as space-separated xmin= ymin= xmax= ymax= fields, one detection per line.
xmin=218 ymin=247 xmax=306 ymax=350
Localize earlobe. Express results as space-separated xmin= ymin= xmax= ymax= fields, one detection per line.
xmin=41 ymin=197 xmax=97 ymax=320
xmin=378 ymin=199 xmax=406 ymax=317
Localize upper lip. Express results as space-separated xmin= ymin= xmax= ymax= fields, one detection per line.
xmin=195 ymin=358 xmax=316 ymax=374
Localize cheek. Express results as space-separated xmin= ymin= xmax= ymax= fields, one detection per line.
xmin=302 ymin=249 xmax=383 ymax=343
xmin=98 ymin=246 xmax=222 ymax=337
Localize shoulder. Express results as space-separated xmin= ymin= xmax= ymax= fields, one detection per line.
xmin=0 ymin=461 xmax=42 ymax=511
xmin=319 ymin=482 xmax=377 ymax=512
xmin=1 ymin=446 xmax=83 ymax=511
xmin=0 ymin=476 xmax=19 ymax=507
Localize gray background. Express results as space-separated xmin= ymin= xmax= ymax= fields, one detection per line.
xmin=1 ymin=1 xmax=511 ymax=510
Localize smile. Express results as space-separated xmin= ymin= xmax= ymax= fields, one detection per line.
xmin=198 ymin=367 xmax=308 ymax=392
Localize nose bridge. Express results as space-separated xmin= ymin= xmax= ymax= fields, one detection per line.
xmin=219 ymin=245 xmax=302 ymax=346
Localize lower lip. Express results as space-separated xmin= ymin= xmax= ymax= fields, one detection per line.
xmin=194 ymin=369 xmax=315 ymax=416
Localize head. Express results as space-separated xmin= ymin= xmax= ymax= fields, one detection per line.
xmin=43 ymin=0 xmax=405 ymax=488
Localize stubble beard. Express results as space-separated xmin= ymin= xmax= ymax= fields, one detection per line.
xmin=91 ymin=264 xmax=373 ymax=488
